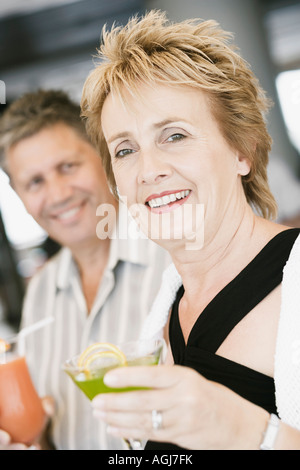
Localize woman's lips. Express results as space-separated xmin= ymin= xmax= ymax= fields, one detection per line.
xmin=145 ymin=190 xmax=191 ymax=213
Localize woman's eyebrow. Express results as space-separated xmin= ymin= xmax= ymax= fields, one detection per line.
xmin=152 ymin=118 xmax=186 ymax=129
xmin=107 ymin=118 xmax=189 ymax=144
xmin=107 ymin=131 xmax=131 ymax=144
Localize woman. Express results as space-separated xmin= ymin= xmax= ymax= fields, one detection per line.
xmin=81 ymin=11 xmax=300 ymax=449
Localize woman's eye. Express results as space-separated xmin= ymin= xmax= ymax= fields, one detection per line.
xmin=115 ymin=148 xmax=134 ymax=158
xmin=166 ymin=133 xmax=186 ymax=142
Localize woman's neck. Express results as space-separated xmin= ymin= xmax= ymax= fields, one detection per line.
xmin=170 ymin=203 xmax=263 ymax=299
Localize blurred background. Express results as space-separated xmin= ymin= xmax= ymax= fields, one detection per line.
xmin=0 ymin=0 xmax=299 ymax=332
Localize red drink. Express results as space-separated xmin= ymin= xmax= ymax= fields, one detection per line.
xmin=0 ymin=355 xmax=45 ymax=444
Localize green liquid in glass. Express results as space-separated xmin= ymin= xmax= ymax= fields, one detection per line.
xmin=69 ymin=355 xmax=159 ymax=400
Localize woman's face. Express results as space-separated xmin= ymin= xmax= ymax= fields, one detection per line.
xmin=101 ymin=83 xmax=250 ymax=249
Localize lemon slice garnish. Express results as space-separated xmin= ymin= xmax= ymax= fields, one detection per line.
xmin=77 ymin=342 xmax=127 ymax=371
xmin=0 ymin=338 xmax=10 ymax=354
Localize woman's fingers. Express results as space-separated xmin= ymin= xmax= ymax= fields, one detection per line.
xmin=91 ymin=363 xmax=269 ymax=450
xmin=92 ymin=365 xmax=185 ymax=417
xmin=103 ymin=364 xmax=188 ymax=389
xmin=94 ymin=401 xmax=176 ymax=430
xmin=92 ymin=365 xmax=202 ymax=416
xmin=93 ymin=386 xmax=175 ymax=412
xmin=91 ymin=365 xmax=205 ymax=447
xmin=94 ymin=405 xmax=179 ymax=443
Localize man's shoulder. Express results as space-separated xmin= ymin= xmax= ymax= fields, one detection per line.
xmin=26 ymin=247 xmax=67 ymax=290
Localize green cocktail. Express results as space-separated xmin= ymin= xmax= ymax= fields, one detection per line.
xmin=62 ymin=338 xmax=165 ymax=450
xmin=67 ymin=353 xmax=160 ymax=400
xmin=63 ymin=339 xmax=165 ymax=400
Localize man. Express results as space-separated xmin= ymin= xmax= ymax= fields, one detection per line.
xmin=0 ymin=89 xmax=170 ymax=449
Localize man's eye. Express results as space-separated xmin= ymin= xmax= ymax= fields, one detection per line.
xmin=61 ymin=162 xmax=76 ymax=172
xmin=28 ymin=177 xmax=43 ymax=190
xmin=167 ymin=133 xmax=186 ymax=142
xmin=115 ymin=148 xmax=134 ymax=158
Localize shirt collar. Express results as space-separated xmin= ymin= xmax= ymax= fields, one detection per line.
xmin=56 ymin=247 xmax=76 ymax=290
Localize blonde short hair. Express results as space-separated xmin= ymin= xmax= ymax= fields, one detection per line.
xmin=81 ymin=10 xmax=277 ymax=219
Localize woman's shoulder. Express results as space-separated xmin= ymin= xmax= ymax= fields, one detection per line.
xmin=247 ymin=220 xmax=300 ymax=275
xmin=255 ymin=218 xmax=300 ymax=247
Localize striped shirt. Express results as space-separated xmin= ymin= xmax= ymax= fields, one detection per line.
xmin=21 ymin=211 xmax=171 ymax=450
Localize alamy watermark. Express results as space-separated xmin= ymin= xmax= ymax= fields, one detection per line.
xmin=0 ymin=80 xmax=6 ymax=104
xmin=96 ymin=198 xmax=205 ymax=251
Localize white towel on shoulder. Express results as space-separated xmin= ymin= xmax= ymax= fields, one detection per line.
xmin=140 ymin=263 xmax=182 ymax=340
xmin=275 ymin=233 xmax=300 ymax=430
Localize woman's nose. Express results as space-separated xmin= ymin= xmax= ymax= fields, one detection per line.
xmin=137 ymin=148 xmax=172 ymax=185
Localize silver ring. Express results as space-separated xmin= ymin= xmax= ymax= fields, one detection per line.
xmin=151 ymin=409 xmax=163 ymax=430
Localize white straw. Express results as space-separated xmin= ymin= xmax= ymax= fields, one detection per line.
xmin=16 ymin=317 xmax=54 ymax=356
xmin=18 ymin=317 xmax=54 ymax=339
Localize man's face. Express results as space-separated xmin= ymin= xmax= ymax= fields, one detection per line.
xmin=7 ymin=123 xmax=116 ymax=250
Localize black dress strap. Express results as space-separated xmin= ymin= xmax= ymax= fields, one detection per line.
xmin=170 ymin=228 xmax=300 ymax=355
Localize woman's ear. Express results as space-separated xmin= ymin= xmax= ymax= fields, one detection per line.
xmin=236 ymin=153 xmax=251 ymax=176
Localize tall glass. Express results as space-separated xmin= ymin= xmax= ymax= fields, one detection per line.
xmin=0 ymin=339 xmax=45 ymax=445
xmin=62 ymin=338 xmax=165 ymax=450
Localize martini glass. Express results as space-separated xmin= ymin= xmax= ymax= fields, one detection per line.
xmin=62 ymin=338 xmax=165 ymax=450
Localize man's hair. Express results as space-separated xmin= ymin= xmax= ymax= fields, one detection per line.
xmin=0 ymin=89 xmax=89 ymax=172
xmin=81 ymin=10 xmax=277 ymax=219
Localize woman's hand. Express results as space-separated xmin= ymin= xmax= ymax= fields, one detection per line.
xmin=92 ymin=365 xmax=268 ymax=450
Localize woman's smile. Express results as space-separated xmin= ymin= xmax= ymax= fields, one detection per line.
xmin=145 ymin=189 xmax=191 ymax=213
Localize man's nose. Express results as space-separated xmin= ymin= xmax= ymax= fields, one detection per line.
xmin=45 ymin=174 xmax=73 ymax=206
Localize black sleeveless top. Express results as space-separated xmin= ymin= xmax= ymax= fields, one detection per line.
xmin=145 ymin=228 xmax=300 ymax=450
